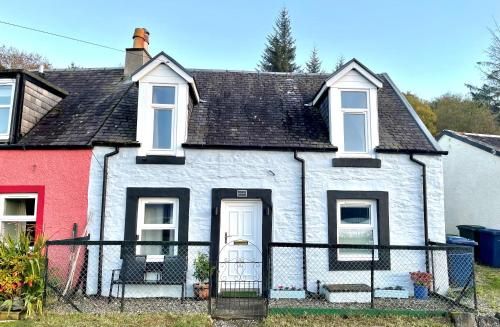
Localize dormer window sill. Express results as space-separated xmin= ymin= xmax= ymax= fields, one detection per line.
xmin=136 ymin=155 xmax=185 ymax=165
xmin=332 ymin=158 xmax=381 ymax=168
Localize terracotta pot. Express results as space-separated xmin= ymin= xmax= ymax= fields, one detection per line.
xmin=194 ymin=283 xmax=209 ymax=300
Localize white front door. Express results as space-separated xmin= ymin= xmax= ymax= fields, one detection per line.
xmin=219 ymin=200 xmax=262 ymax=287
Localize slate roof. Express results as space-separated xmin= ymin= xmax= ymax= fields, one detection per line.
xmin=14 ymin=66 xmax=440 ymax=152
xmin=438 ymin=130 xmax=500 ymax=157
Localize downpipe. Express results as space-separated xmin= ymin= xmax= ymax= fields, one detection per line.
xmin=97 ymin=146 xmax=120 ymax=295
xmin=293 ymin=151 xmax=308 ymax=293
xmin=409 ymin=154 xmax=430 ymax=273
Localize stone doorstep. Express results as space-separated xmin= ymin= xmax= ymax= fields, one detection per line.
xmin=323 ymin=284 xmax=372 ymax=293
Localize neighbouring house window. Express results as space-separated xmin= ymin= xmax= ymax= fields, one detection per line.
xmin=327 ymin=191 xmax=390 ymax=271
xmin=341 ymin=90 xmax=369 ymax=153
xmin=0 ymin=82 xmax=15 ymax=141
xmin=152 ymin=85 xmax=176 ymax=150
xmin=337 ymin=199 xmax=378 ymax=261
xmin=0 ymin=194 xmax=37 ymax=241
xmin=136 ymin=197 xmax=179 ymax=261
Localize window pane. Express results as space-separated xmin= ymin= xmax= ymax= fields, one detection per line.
xmin=344 ymin=113 xmax=366 ymax=152
xmin=0 ymin=108 xmax=10 ymax=134
xmin=340 ymin=207 xmax=370 ymax=224
xmin=341 ymin=91 xmax=367 ymax=108
xmin=4 ymin=198 xmax=36 ymax=216
xmin=338 ymin=229 xmax=373 ymax=257
xmin=152 ymin=86 xmax=175 ymax=105
xmin=153 ymin=109 xmax=172 ymax=149
xmin=139 ymin=230 xmax=175 ymax=256
xmin=144 ymin=203 xmax=174 ymax=224
xmin=0 ymin=85 xmax=12 ymax=106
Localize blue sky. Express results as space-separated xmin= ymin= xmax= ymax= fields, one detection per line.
xmin=1 ymin=0 xmax=499 ymax=100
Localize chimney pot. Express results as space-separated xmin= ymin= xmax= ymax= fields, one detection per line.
xmin=124 ymin=27 xmax=151 ymax=77
xmin=132 ymin=28 xmax=150 ymax=50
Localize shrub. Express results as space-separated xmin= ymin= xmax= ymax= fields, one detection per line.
xmin=0 ymin=232 xmax=46 ymax=317
xmin=193 ymin=252 xmax=211 ymax=284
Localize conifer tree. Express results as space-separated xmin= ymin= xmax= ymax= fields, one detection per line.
xmin=259 ymin=8 xmax=298 ymax=72
xmin=305 ymin=47 xmax=322 ymax=73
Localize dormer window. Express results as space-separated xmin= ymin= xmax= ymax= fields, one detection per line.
xmin=152 ymin=85 xmax=176 ymax=150
xmin=312 ymin=59 xmax=382 ymax=158
xmin=133 ymin=52 xmax=200 ymax=159
xmin=0 ymin=81 xmax=15 ymax=141
xmin=341 ymin=90 xmax=369 ymax=153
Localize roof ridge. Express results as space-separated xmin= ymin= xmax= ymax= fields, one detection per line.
xmin=188 ymin=68 xmax=331 ymax=76
xmin=44 ymin=67 xmax=124 ymax=72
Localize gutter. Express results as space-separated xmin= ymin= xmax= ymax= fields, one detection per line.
xmin=293 ymin=151 xmax=307 ymax=292
xmin=409 ymin=154 xmax=430 ymax=273
xmin=96 ymin=146 xmax=120 ymax=295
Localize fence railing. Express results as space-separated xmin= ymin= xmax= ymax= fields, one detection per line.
xmin=44 ymin=239 xmax=211 ymax=314
xmin=267 ymin=242 xmax=477 ymax=314
xmin=43 ymin=239 xmax=476 ymax=316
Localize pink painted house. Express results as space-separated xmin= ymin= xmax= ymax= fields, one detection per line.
xmin=0 ymin=68 xmax=127 ymax=242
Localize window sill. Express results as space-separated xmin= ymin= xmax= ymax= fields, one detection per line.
xmin=136 ymin=155 xmax=185 ymax=165
xmin=332 ymin=158 xmax=381 ymax=168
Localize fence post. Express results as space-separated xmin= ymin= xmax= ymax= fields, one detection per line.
xmin=430 ymin=246 xmax=436 ymax=292
xmin=370 ymin=246 xmax=374 ymax=309
xmin=42 ymin=243 xmax=50 ymax=307
xmin=470 ymin=247 xmax=478 ymax=310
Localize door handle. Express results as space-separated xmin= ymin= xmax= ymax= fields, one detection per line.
xmin=225 ymin=232 xmax=228 ymax=244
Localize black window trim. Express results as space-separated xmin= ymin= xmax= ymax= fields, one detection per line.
xmin=123 ymin=187 xmax=190 ymax=266
xmin=327 ymin=190 xmax=390 ymax=271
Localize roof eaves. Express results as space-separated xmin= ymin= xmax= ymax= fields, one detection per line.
xmin=437 ymin=130 xmax=500 ymax=157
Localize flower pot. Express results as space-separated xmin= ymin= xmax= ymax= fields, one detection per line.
xmin=270 ymin=289 xmax=306 ymax=299
xmin=413 ymin=285 xmax=429 ymax=300
xmin=193 ymin=283 xmax=209 ymax=300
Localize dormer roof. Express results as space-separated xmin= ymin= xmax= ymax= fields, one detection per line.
xmin=131 ymin=52 xmax=200 ymax=103
xmin=312 ymin=58 xmax=383 ymax=106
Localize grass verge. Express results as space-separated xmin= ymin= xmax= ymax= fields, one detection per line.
xmin=475 ymin=264 xmax=500 ymax=312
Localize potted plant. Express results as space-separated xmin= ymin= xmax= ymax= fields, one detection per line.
xmin=410 ymin=271 xmax=432 ymax=300
xmin=193 ymin=252 xmax=211 ymax=300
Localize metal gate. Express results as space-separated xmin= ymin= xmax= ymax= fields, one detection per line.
xmin=211 ymin=240 xmax=267 ymax=319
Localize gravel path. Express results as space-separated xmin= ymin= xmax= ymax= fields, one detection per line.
xmin=46 ymin=296 xmax=209 ymax=314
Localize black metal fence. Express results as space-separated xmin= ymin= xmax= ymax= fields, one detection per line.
xmin=43 ymin=239 xmax=476 ymax=316
xmin=267 ymin=242 xmax=477 ymax=315
xmin=44 ymin=239 xmax=211 ymax=314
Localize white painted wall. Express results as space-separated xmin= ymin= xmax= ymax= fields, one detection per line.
xmin=438 ymin=135 xmax=500 ymax=234
xmin=85 ymin=147 xmax=446 ymax=297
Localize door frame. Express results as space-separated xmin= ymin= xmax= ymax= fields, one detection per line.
xmin=210 ymin=188 xmax=272 ymax=297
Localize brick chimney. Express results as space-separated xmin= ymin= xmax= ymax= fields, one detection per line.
xmin=124 ymin=28 xmax=151 ymax=77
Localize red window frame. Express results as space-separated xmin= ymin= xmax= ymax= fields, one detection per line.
xmin=0 ymin=186 xmax=45 ymax=237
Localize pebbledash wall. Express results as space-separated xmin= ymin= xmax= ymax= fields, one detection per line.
xmin=86 ymin=146 xmax=446 ymax=297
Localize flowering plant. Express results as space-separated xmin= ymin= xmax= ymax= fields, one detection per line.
xmin=410 ymin=271 xmax=433 ymax=287
xmin=0 ymin=232 xmax=46 ymax=317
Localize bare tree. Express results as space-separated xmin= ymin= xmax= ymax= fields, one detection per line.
xmin=0 ymin=45 xmax=52 ymax=70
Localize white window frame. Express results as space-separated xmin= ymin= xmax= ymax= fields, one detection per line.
xmin=0 ymin=79 xmax=16 ymax=141
xmin=336 ymin=199 xmax=378 ymax=261
xmin=340 ymin=89 xmax=371 ymax=156
xmin=149 ymin=84 xmax=177 ymax=154
xmin=0 ymin=193 xmax=38 ymax=239
xmin=136 ymin=197 xmax=179 ymax=262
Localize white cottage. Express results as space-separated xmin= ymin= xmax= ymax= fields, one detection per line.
xmin=82 ymin=29 xmax=447 ymax=298
xmin=4 ymin=28 xmax=448 ymax=300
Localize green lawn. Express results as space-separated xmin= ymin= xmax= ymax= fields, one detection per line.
xmin=475 ymin=264 xmax=500 ymax=312
xmin=2 ymin=313 xmax=453 ymax=327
